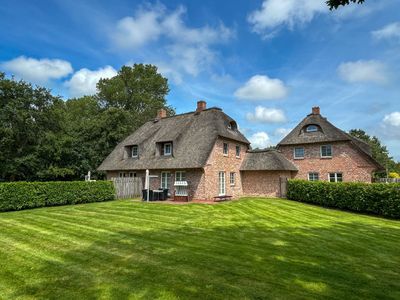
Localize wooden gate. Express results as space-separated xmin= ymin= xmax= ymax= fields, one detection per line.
xmin=112 ymin=177 xmax=143 ymax=199
xmin=279 ymin=177 xmax=288 ymax=198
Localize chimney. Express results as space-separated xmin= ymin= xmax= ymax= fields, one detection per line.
xmin=157 ymin=108 xmax=167 ymax=119
xmin=196 ymin=100 xmax=207 ymax=113
xmin=312 ymin=106 xmax=320 ymax=115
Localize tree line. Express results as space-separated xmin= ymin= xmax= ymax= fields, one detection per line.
xmin=0 ymin=64 xmax=174 ymax=181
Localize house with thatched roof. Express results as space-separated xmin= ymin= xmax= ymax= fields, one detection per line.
xmin=98 ymin=102 xmax=382 ymax=201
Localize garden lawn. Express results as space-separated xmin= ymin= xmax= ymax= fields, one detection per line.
xmin=0 ymin=198 xmax=399 ymax=300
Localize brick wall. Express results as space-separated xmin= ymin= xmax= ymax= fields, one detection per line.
xmin=203 ymin=138 xmax=248 ymax=199
xmin=241 ymin=170 xmax=294 ymax=197
xmin=278 ymin=141 xmax=376 ymax=182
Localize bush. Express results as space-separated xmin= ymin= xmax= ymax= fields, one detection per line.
xmin=287 ymin=180 xmax=400 ymax=219
xmin=0 ymin=181 xmax=115 ymax=212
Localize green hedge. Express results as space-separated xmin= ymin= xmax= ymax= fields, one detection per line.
xmin=287 ymin=180 xmax=400 ymax=219
xmin=0 ymin=181 xmax=115 ymax=212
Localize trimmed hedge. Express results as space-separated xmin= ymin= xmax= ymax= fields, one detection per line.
xmin=0 ymin=181 xmax=115 ymax=212
xmin=287 ymin=180 xmax=400 ymax=219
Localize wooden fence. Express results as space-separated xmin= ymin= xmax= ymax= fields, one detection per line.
xmin=111 ymin=177 xmax=143 ymax=199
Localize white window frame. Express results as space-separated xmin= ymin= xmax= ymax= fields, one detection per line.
xmin=320 ymin=145 xmax=332 ymax=158
xmin=308 ymin=172 xmax=319 ymax=181
xmin=235 ymin=145 xmax=240 ymax=158
xmin=223 ymin=143 xmax=228 ymax=156
xmin=129 ymin=172 xmax=137 ymax=178
xmin=131 ymin=145 xmax=138 ymax=158
xmin=161 ymin=172 xmax=171 ymax=189
xmin=294 ymin=147 xmax=305 ymax=159
xmin=119 ymin=172 xmax=127 ymax=178
xmin=175 ymin=171 xmax=186 ymax=182
xmin=163 ymin=143 xmax=172 ymax=156
xmin=306 ymin=125 xmax=318 ymax=132
xmin=230 ymin=172 xmax=236 ymax=186
xmin=218 ymin=171 xmax=226 ymax=196
xmin=329 ymin=173 xmax=343 ymax=182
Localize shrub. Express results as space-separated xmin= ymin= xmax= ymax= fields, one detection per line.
xmin=389 ymin=172 xmax=400 ymax=178
xmin=0 ymin=181 xmax=115 ymax=212
xmin=287 ymin=180 xmax=400 ymax=219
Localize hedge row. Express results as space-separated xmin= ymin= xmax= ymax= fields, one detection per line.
xmin=0 ymin=181 xmax=115 ymax=212
xmin=287 ymin=180 xmax=400 ymax=219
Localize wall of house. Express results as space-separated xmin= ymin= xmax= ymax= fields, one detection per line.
xmin=241 ymin=170 xmax=294 ymax=197
xmin=278 ymin=141 xmax=376 ymax=182
xmin=202 ymin=138 xmax=248 ymax=199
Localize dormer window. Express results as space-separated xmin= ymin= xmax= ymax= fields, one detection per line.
xmin=131 ymin=145 xmax=138 ymax=158
xmin=163 ymin=142 xmax=172 ymax=156
xmin=306 ymin=125 xmax=318 ymax=132
xmin=228 ymin=121 xmax=237 ymax=130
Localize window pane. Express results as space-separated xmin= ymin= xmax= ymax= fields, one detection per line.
xmin=321 ymin=145 xmax=332 ymax=157
xmin=294 ymin=147 xmax=304 ymax=158
xmin=337 ymin=173 xmax=343 ymax=182
xmin=132 ymin=145 xmax=138 ymax=157
xmin=223 ymin=143 xmax=228 ymax=155
xmin=329 ymin=173 xmax=336 ymax=182
xmin=236 ymin=145 xmax=240 ymax=157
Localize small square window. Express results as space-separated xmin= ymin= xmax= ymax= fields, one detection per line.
xmin=230 ymin=172 xmax=236 ymax=186
xmin=236 ymin=145 xmax=240 ymax=157
xmin=223 ymin=143 xmax=228 ymax=155
xmin=129 ymin=172 xmax=136 ymax=178
xmin=329 ymin=173 xmax=343 ymax=182
xmin=131 ymin=145 xmax=138 ymax=158
xmin=321 ymin=145 xmax=332 ymax=158
xmin=163 ymin=143 xmax=172 ymax=156
xmin=308 ymin=172 xmax=319 ymax=181
xmin=294 ymin=147 xmax=305 ymax=159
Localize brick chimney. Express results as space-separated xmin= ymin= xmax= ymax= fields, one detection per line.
xmin=196 ymin=100 xmax=207 ymax=112
xmin=157 ymin=108 xmax=167 ymax=119
xmin=312 ymin=106 xmax=320 ymax=115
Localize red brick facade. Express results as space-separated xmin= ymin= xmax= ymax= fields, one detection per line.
xmin=241 ymin=170 xmax=294 ymax=197
xmin=278 ymin=141 xmax=376 ymax=182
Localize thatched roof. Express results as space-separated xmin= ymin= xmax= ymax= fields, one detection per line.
xmin=98 ymin=108 xmax=250 ymax=171
xmin=240 ymin=150 xmax=298 ymax=171
xmin=278 ymin=110 xmax=384 ymax=171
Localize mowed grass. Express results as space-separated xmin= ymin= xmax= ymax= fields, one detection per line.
xmin=0 ymin=198 xmax=399 ymax=300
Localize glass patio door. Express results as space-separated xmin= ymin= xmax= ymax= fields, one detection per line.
xmin=218 ymin=171 xmax=226 ymax=196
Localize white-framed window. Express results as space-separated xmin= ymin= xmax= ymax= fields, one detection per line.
xmin=306 ymin=125 xmax=318 ymax=132
xmin=329 ymin=173 xmax=343 ymax=182
xmin=131 ymin=145 xmax=138 ymax=158
xmin=119 ymin=172 xmax=127 ymax=177
xmin=321 ymin=145 xmax=332 ymax=158
xmin=223 ymin=143 xmax=228 ymax=156
xmin=236 ymin=145 xmax=240 ymax=158
xmin=129 ymin=172 xmax=137 ymax=178
xmin=175 ymin=171 xmax=186 ymax=182
xmin=161 ymin=172 xmax=171 ymax=189
xmin=308 ymin=172 xmax=319 ymax=181
xmin=218 ymin=171 xmax=226 ymax=196
xmin=294 ymin=147 xmax=305 ymax=159
xmin=163 ymin=143 xmax=172 ymax=156
xmin=230 ymin=172 xmax=236 ymax=186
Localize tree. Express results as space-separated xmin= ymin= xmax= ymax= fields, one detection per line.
xmin=327 ymin=0 xmax=365 ymax=10
xmin=348 ymin=129 xmax=399 ymax=177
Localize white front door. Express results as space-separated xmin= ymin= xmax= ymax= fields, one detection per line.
xmin=218 ymin=171 xmax=226 ymax=196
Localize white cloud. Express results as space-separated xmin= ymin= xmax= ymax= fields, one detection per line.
xmin=383 ymin=112 xmax=400 ymax=127
xmin=0 ymin=56 xmax=73 ymax=84
xmin=275 ymin=127 xmax=292 ymax=138
xmin=234 ymin=75 xmax=288 ymax=101
xmin=249 ymin=131 xmax=272 ymax=149
xmin=372 ymin=22 xmax=400 ymax=42
xmin=246 ymin=106 xmax=286 ymax=123
xmin=382 ymin=112 xmax=400 ymax=139
xmin=337 ymin=60 xmax=388 ymax=84
xmin=248 ymin=0 xmax=326 ymax=36
xmin=65 ymin=66 xmax=117 ymax=97
xmin=110 ymin=4 xmax=233 ymax=82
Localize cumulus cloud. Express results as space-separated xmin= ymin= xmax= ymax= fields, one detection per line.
xmin=249 ymin=131 xmax=272 ymax=149
xmin=337 ymin=60 xmax=388 ymax=84
xmin=234 ymin=75 xmax=288 ymax=101
xmin=246 ymin=106 xmax=286 ymax=123
xmin=382 ymin=112 xmax=400 ymax=139
xmin=0 ymin=56 xmax=73 ymax=84
xmin=65 ymin=66 xmax=117 ymax=97
xmin=248 ymin=0 xmax=326 ymax=37
xmin=372 ymin=22 xmax=400 ymax=42
xmin=110 ymin=4 xmax=233 ymax=82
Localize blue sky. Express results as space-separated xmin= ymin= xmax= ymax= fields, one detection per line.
xmin=1 ymin=0 xmax=400 ymax=159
